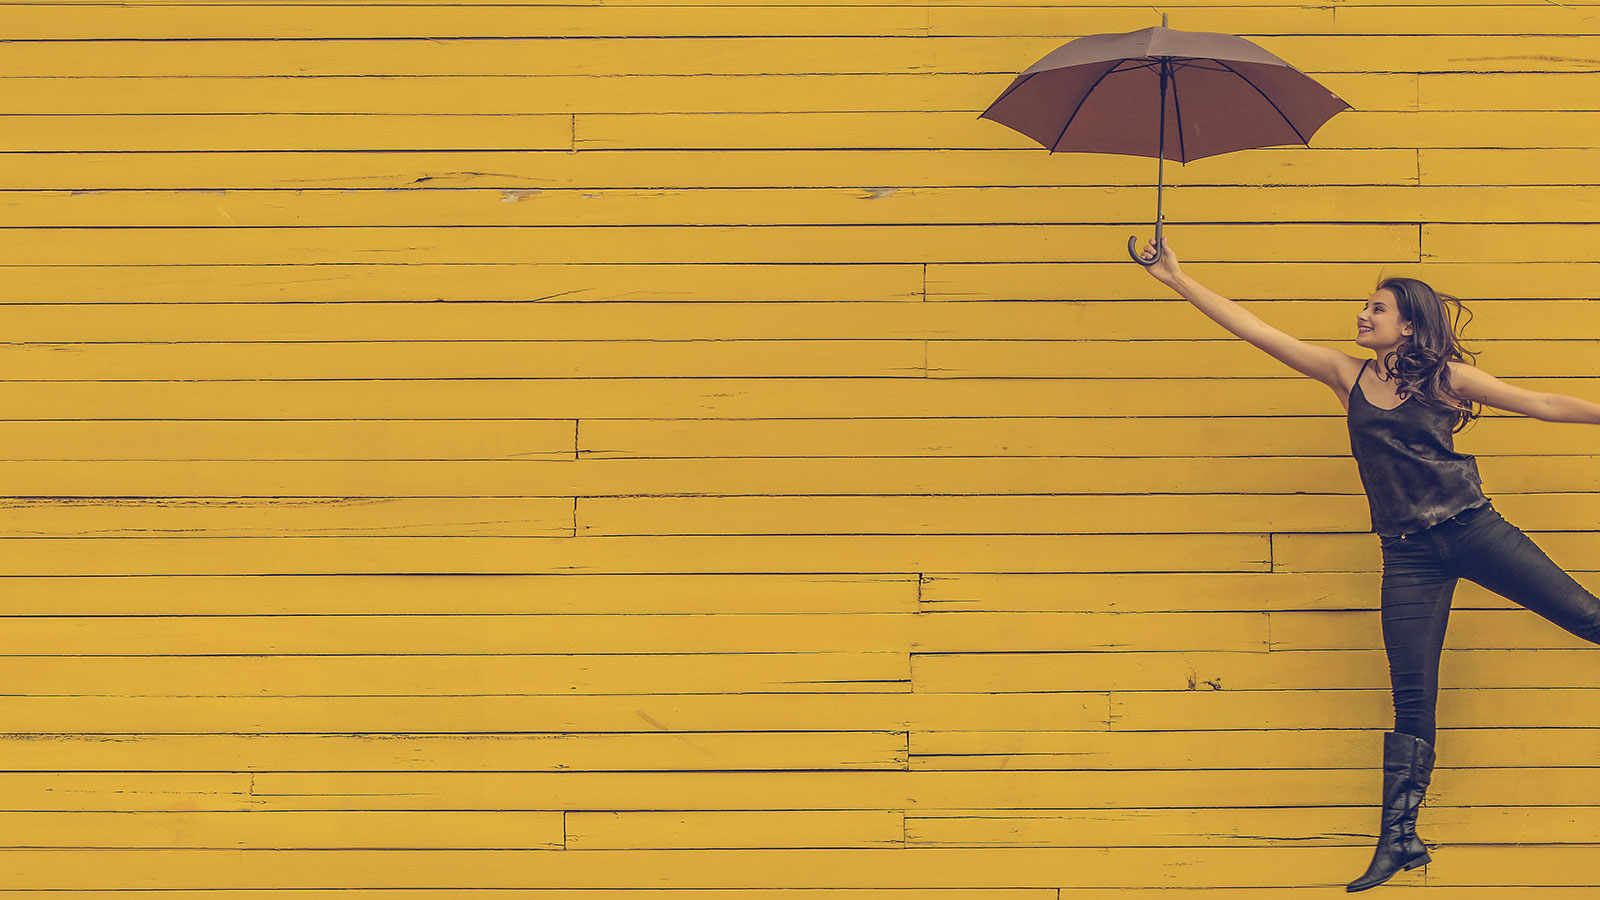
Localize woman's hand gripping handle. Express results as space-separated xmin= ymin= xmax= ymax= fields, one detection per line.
xmin=1137 ymin=236 xmax=1183 ymax=286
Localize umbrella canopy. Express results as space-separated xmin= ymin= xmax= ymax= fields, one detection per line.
xmin=980 ymin=23 xmax=1351 ymax=264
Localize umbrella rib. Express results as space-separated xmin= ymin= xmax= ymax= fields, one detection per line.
xmin=1169 ymin=62 xmax=1187 ymax=163
xmin=1048 ymin=61 xmax=1123 ymax=154
xmin=1170 ymin=59 xmax=1232 ymax=72
xmin=981 ymin=70 xmax=1040 ymax=117
xmin=1214 ymin=60 xmax=1309 ymax=144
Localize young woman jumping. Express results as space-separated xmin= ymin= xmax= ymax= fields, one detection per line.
xmin=1137 ymin=236 xmax=1600 ymax=891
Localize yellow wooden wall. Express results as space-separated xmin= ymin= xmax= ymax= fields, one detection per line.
xmin=3 ymin=0 xmax=1600 ymax=894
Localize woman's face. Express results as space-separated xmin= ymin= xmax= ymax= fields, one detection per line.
xmin=1356 ymin=288 xmax=1412 ymax=351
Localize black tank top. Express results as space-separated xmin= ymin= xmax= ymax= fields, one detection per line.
xmin=1346 ymin=359 xmax=1487 ymax=536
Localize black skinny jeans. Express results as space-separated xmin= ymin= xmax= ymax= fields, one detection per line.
xmin=1379 ymin=501 xmax=1600 ymax=748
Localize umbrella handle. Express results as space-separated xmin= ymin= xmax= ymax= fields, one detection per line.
xmin=1128 ymin=234 xmax=1162 ymax=267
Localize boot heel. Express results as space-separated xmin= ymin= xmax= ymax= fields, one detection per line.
xmin=1402 ymin=852 xmax=1430 ymax=871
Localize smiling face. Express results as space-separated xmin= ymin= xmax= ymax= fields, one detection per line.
xmin=1356 ymin=288 xmax=1413 ymax=352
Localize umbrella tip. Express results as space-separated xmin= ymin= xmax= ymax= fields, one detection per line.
xmin=1161 ymin=12 xmax=1169 ymax=28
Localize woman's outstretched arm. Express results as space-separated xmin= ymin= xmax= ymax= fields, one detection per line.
xmin=1138 ymin=236 xmax=1357 ymax=390
xmin=1449 ymin=362 xmax=1600 ymax=424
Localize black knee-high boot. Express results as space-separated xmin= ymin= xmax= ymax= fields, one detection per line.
xmin=1346 ymin=731 xmax=1436 ymax=892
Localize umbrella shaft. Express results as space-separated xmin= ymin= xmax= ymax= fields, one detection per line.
xmin=1155 ymin=58 xmax=1168 ymax=238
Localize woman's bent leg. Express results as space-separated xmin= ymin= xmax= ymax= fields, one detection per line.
xmin=1449 ymin=509 xmax=1600 ymax=644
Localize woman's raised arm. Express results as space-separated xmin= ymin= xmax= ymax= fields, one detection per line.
xmin=1138 ymin=236 xmax=1358 ymax=390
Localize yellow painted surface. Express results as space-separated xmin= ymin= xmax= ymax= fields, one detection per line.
xmin=0 ymin=651 xmax=911 ymax=695
xmin=6 ymin=185 xmax=1600 ymax=227
xmin=7 ymin=0 xmax=1599 ymax=893
xmin=907 ymin=804 xmax=1600 ymax=846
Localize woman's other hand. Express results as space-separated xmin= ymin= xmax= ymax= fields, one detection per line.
xmin=1139 ymin=236 xmax=1183 ymax=285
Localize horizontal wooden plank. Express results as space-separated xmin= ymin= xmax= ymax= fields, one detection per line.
xmin=1428 ymin=223 xmax=1600 ymax=262
xmin=0 ymin=533 xmax=1270 ymax=576
xmin=0 ymin=36 xmax=1587 ymax=79
xmin=0 ymin=846 xmax=1337 ymax=890
xmin=5 ymin=378 xmax=1595 ymax=422
xmin=0 ymin=340 xmax=926 ymax=380
xmin=1337 ymin=6 xmax=1600 ymax=37
xmin=0 ymin=732 xmax=910 ymax=773
xmin=0 ymin=694 xmax=1114 ymax=736
xmin=572 ymin=802 xmax=1600 ymax=850
xmin=918 ymin=571 xmax=1600 ymax=613
xmin=0 ymin=492 xmax=1302 ymax=541
xmin=1270 ymin=609 xmax=1600 ymax=652
xmin=0 ymin=873 xmax=1578 ymax=899
xmin=0 ymin=264 xmax=927 ymax=303
xmin=0 ymin=651 xmax=910 ymax=696
xmin=0 ymin=299 xmax=1590 ymax=342
xmin=1 ymin=843 xmax=1598 ymax=889
xmin=0 ymin=377 xmax=1512 ymax=419
xmin=85 ymin=640 xmax=1480 ymax=698
xmin=0 ymin=498 xmax=574 ymax=538
xmin=9 ymin=765 xmax=1597 ymax=816
xmin=7 ymin=766 xmax=1595 ymax=818
xmin=8 ymin=0 xmax=1561 ymax=50
xmin=927 ymin=340 xmax=1600 ymax=378
xmin=4 ymin=456 xmax=1598 ymax=500
xmin=929 ymin=262 xmax=1600 ymax=302
xmin=582 ymin=416 xmax=1597 ymax=458
xmin=3 ymin=185 xmax=1596 ymax=228
xmin=3 ymin=457 xmax=1598 ymax=501
xmin=0 ymin=75 xmax=1410 ymax=120
xmin=1421 ymin=73 xmax=1600 ymax=110
xmin=1110 ymin=687 xmax=1600 ymax=731
xmin=911 ymin=727 xmax=1600 ymax=771
xmin=568 ymin=810 xmax=905 ymax=849
xmin=0 ymin=114 xmax=574 ymax=151
xmin=1 ymin=570 xmax=1592 ymax=619
xmin=0 ymin=84 xmax=1521 ymax=162
xmin=1422 ymin=148 xmax=1600 ymax=185
xmin=0 ymin=5 xmax=1372 ymax=41
xmin=0 ymin=149 xmax=1418 ymax=191
xmin=0 ymin=6 xmax=933 ymax=39
xmin=578 ymin=110 xmax=1600 ymax=151
xmin=0 ymin=810 xmax=904 ymax=851
xmin=0 ymin=458 xmax=1360 ymax=498
xmin=907 ymin=804 xmax=1600 ymax=847
xmin=0 ymin=811 xmax=564 ymax=850
xmin=915 ymin=648 xmax=1600 ymax=693
xmin=0 ymin=773 xmax=255 ymax=812
xmin=0 ymin=574 xmax=918 ymax=616
xmin=573 ymin=494 xmax=1600 ymax=536
xmin=0 ymin=224 xmax=1419 ymax=265
xmin=0 ymin=612 xmax=911 ymax=654
xmin=0 ymin=611 xmax=1270 ymax=656
xmin=0 ymin=420 xmax=575 ymax=461
xmin=1273 ymin=531 xmax=1600 ymax=574
xmin=0 ymin=79 xmax=1408 ymax=128
xmin=948 ymin=5 xmax=1600 ymax=39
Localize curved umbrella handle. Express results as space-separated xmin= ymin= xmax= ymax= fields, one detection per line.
xmin=1127 ymin=234 xmax=1162 ymax=266
xmin=1127 ymin=216 xmax=1165 ymax=266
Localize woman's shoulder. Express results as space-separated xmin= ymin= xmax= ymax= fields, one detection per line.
xmin=1330 ymin=353 xmax=1369 ymax=391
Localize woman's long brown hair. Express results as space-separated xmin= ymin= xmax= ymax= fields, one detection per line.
xmin=1376 ymin=277 xmax=1480 ymax=432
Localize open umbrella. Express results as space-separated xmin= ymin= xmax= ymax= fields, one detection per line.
xmin=979 ymin=16 xmax=1351 ymax=266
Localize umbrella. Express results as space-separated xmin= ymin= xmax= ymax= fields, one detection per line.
xmin=979 ymin=16 xmax=1351 ymax=266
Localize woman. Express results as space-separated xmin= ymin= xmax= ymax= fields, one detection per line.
xmin=1136 ymin=236 xmax=1600 ymax=891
